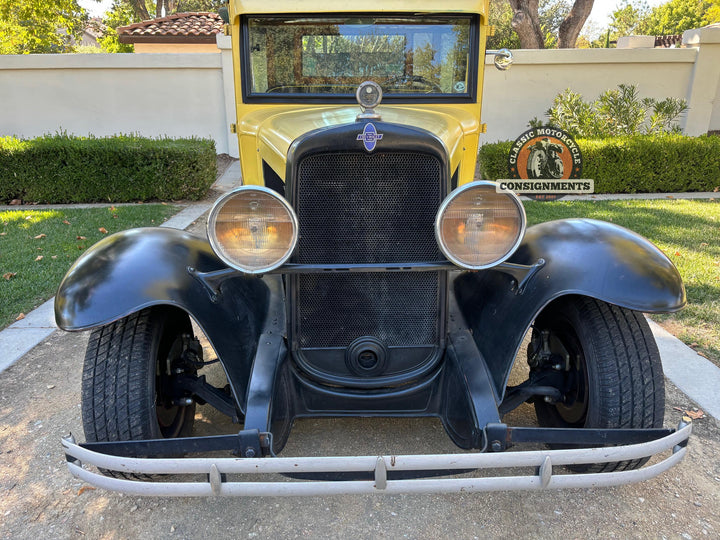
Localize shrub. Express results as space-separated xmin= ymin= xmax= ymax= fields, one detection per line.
xmin=0 ymin=134 xmax=216 ymax=204
xmin=529 ymin=84 xmax=687 ymax=139
xmin=476 ymin=140 xmax=513 ymax=182
xmin=477 ymin=135 xmax=720 ymax=194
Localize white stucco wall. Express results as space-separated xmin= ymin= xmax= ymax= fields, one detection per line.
xmin=1 ymin=28 xmax=718 ymax=155
xmin=0 ymin=51 xmax=234 ymax=155
xmin=481 ymin=48 xmax=697 ymax=143
xmin=682 ymin=25 xmax=720 ymax=136
xmin=133 ymin=43 xmax=221 ymax=54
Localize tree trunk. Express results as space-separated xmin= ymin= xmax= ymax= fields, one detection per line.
xmin=558 ymin=0 xmax=594 ymax=48
xmin=508 ymin=0 xmax=545 ymax=49
xmin=129 ymin=0 xmax=150 ymax=21
xmin=156 ymin=0 xmax=176 ymax=18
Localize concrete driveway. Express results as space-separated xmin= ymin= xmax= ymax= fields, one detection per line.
xmin=1 ymin=319 xmax=719 ymax=539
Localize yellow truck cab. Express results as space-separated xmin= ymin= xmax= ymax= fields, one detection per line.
xmin=228 ymin=0 xmax=490 ymax=190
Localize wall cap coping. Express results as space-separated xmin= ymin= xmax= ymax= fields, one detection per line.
xmin=683 ymin=25 xmax=720 ymax=46
xmin=216 ymin=34 xmax=232 ymax=49
xmin=485 ymin=47 xmax=696 ymax=66
xmin=0 ymin=53 xmax=222 ymax=70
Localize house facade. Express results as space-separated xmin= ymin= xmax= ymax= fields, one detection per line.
xmin=117 ymin=12 xmax=224 ymax=53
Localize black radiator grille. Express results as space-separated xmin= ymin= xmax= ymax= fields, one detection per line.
xmin=294 ymin=151 xmax=444 ymax=349
xmin=296 ymin=152 xmax=443 ymax=264
xmin=297 ymin=272 xmax=440 ymax=348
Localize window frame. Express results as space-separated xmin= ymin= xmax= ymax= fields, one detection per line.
xmin=240 ymin=13 xmax=480 ymax=104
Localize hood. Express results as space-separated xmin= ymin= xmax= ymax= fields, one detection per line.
xmin=238 ymin=105 xmax=481 ymax=181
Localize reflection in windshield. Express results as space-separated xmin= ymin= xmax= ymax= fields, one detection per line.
xmin=247 ymin=16 xmax=473 ymax=97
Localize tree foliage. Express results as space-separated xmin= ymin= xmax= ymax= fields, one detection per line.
xmin=122 ymin=0 xmax=223 ymax=20
xmin=709 ymin=0 xmax=720 ymax=21
xmin=488 ymin=0 xmax=522 ymax=48
xmin=174 ymin=0 xmax=225 ymax=13
xmin=608 ymin=0 xmax=651 ymax=39
xmin=0 ymin=0 xmax=86 ymax=54
xmin=98 ymin=0 xmax=135 ymax=53
xmin=588 ymin=0 xmax=720 ymax=48
xmin=640 ymin=0 xmax=717 ymax=35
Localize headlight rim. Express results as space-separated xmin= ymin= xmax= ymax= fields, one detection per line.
xmin=207 ymin=185 xmax=299 ymax=274
xmin=435 ymin=180 xmax=527 ymax=270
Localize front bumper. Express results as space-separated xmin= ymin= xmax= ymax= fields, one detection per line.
xmin=62 ymin=422 xmax=691 ymax=497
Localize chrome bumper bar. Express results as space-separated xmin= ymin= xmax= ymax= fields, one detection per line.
xmin=61 ymin=422 xmax=691 ymax=497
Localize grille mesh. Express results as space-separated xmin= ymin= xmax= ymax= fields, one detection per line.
xmin=294 ymin=151 xmax=443 ymax=349
xmin=297 ymin=272 xmax=440 ymax=348
xmin=296 ymin=152 xmax=443 ymax=264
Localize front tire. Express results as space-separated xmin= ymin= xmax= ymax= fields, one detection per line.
xmin=526 ymin=148 xmax=545 ymax=178
xmin=81 ymin=308 xmax=197 ymax=455
xmin=548 ymin=156 xmax=564 ymax=178
xmin=528 ymin=297 xmax=665 ymax=473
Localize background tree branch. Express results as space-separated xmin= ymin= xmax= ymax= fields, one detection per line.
xmin=508 ymin=0 xmax=545 ymax=48
xmin=128 ymin=0 xmax=150 ymax=20
xmin=558 ymin=0 xmax=593 ymax=48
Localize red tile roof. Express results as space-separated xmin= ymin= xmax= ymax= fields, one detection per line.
xmin=118 ymin=12 xmax=223 ymax=44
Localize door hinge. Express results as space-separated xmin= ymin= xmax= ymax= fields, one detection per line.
xmin=224 ymin=24 xmax=231 ymax=36
xmin=480 ymin=123 xmax=487 ymax=134
xmin=487 ymin=25 xmax=496 ymax=37
xmin=230 ymin=123 xmax=237 ymax=134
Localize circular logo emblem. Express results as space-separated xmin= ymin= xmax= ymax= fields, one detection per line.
xmin=508 ymin=127 xmax=583 ymax=201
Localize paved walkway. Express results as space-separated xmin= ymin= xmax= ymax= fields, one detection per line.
xmin=1 ymin=180 xmax=718 ymax=419
xmin=524 ymin=191 xmax=718 ymax=201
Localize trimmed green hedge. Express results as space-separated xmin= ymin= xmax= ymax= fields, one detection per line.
xmin=477 ymin=135 xmax=720 ymax=193
xmin=476 ymin=140 xmax=513 ymax=182
xmin=0 ymin=134 xmax=216 ymax=203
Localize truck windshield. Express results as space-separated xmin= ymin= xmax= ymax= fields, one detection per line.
xmin=244 ymin=15 xmax=475 ymax=99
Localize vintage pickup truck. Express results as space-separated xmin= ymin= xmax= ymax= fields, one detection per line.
xmin=57 ymin=0 xmax=690 ymax=496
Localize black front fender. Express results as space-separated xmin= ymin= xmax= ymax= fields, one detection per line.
xmin=454 ymin=218 xmax=685 ymax=397
xmin=55 ymin=227 xmax=270 ymax=410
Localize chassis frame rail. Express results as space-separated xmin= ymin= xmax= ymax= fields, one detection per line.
xmin=61 ymin=423 xmax=691 ymax=497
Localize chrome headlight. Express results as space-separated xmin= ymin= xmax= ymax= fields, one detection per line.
xmin=208 ymin=186 xmax=298 ymax=274
xmin=435 ymin=181 xmax=526 ymax=270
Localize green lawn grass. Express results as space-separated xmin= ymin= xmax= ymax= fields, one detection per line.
xmin=0 ymin=205 xmax=179 ymax=329
xmin=524 ymin=198 xmax=720 ymax=366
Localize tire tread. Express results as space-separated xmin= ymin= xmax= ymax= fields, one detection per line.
xmin=533 ymin=296 xmax=664 ymax=473
xmin=80 ymin=308 xmax=194 ymax=479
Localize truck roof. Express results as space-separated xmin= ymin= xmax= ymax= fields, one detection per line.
xmin=231 ymin=0 xmax=487 ymax=17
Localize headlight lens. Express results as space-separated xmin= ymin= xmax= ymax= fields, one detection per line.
xmin=208 ymin=186 xmax=298 ymax=274
xmin=435 ymin=181 xmax=526 ymax=269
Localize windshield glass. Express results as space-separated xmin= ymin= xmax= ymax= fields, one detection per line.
xmin=245 ymin=15 xmax=474 ymax=98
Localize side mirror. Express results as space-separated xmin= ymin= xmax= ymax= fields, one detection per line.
xmin=486 ymin=48 xmax=513 ymax=71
